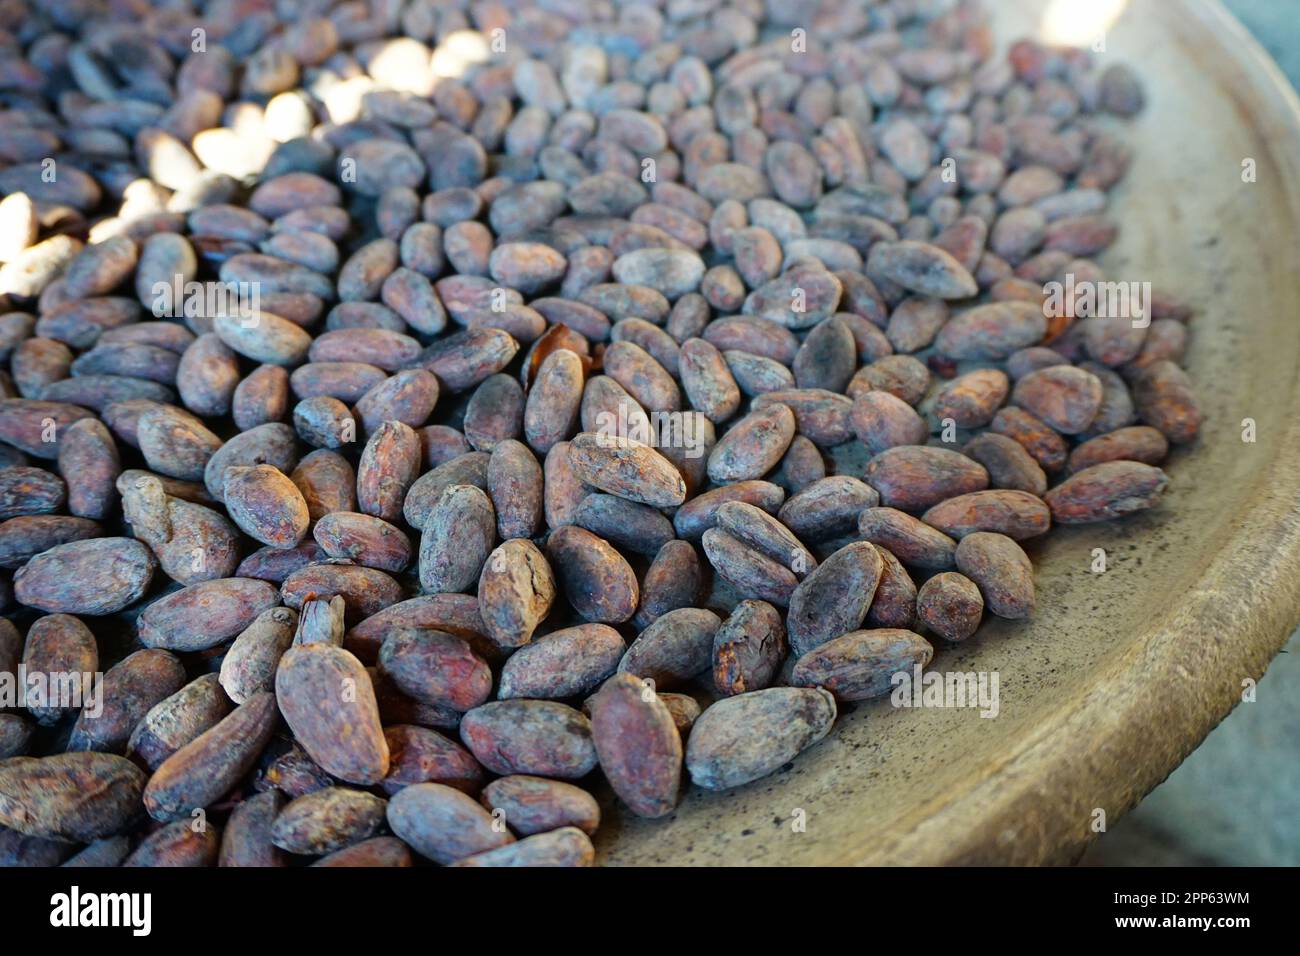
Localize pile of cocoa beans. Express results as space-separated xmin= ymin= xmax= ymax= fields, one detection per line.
xmin=0 ymin=0 xmax=1199 ymax=867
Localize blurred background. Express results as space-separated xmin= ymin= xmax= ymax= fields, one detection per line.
xmin=1082 ymin=0 xmax=1299 ymax=868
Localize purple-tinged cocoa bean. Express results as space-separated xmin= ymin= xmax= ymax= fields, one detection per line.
xmin=386 ymin=783 xmax=513 ymax=865
xmin=67 ymin=649 xmax=186 ymax=754
xmin=233 ymin=365 xmax=291 ymax=432
xmin=866 ymin=240 xmax=978 ymax=299
xmin=1132 ymin=360 xmax=1201 ymax=445
xmin=14 ymin=537 xmax=155 ymax=615
xmin=962 ymin=432 xmax=1048 ymax=495
xmin=589 ymin=673 xmax=682 ymax=819
xmin=381 ymin=724 xmax=486 ymax=797
xmin=0 ymin=467 xmax=65 ymax=518
xmin=849 ymin=355 xmax=931 ymax=405
xmin=270 ymin=786 xmax=387 ymax=856
xmin=459 ymin=700 xmax=597 ymax=779
xmin=679 ymin=337 xmax=741 ymax=423
xmin=602 ymin=340 xmax=681 ymax=413
xmin=794 ymin=316 xmax=857 ymax=393
xmin=499 ymin=624 xmax=626 ymax=701
xmin=280 ymin=564 xmax=403 ymax=624
xmin=571 ymin=493 xmax=675 ymax=557
xmin=857 ymin=507 xmax=959 ymax=570
xmin=707 ymin=404 xmax=795 ymax=482
xmin=357 ymin=420 xmax=422 ymax=523
xmin=672 ymin=480 xmax=786 ymax=540
xmin=128 ymin=674 xmax=231 ymax=771
xmin=778 ymin=435 xmax=827 ymax=494
xmin=138 ymin=577 xmax=280 ymax=652
xmin=219 ymin=791 xmax=288 ymax=868
xmin=990 ymin=406 xmax=1069 ymax=472
xmin=752 ymin=389 xmax=856 ymax=447
xmin=236 ymin=542 xmax=326 ymax=585
xmin=0 ymin=400 xmax=95 ymax=460
xmin=524 ymin=349 xmax=584 ymax=453
xmin=619 ymin=608 xmax=721 ymax=690
xmin=311 ymin=836 xmax=413 ymax=867
xmin=851 ymin=390 xmax=929 ymax=454
xmin=480 ymin=776 xmax=600 ymax=837
xmin=403 ymin=451 xmax=491 ymax=530
xmin=1011 ymin=365 xmax=1103 ymax=434
xmin=864 ymin=446 xmax=990 ymax=512
xmin=354 ymin=369 xmax=439 ymax=438
xmin=636 ymin=539 xmax=703 ymax=628
xmin=345 ymin=593 xmax=487 ymax=666
xmin=792 ymin=629 xmax=934 ymax=701
xmin=725 ymin=349 xmax=796 ymax=397
xmin=204 ymin=423 xmax=299 ymax=501
xmin=703 ymin=316 xmax=799 ymax=364
xmin=715 ymin=500 xmax=814 ymax=575
xmin=123 ymin=819 xmax=221 ymax=867
xmin=451 ymin=827 xmax=595 ymax=867
xmin=259 ymin=742 xmax=334 ymax=800
xmin=866 ymin=547 xmax=918 ymax=629
xmin=419 ymin=485 xmax=495 ymax=594
xmin=379 ymin=628 xmax=490 ymax=712
xmin=934 ymin=301 xmax=1047 ymax=360
xmin=314 ymin=511 xmax=411 ymax=572
xmin=224 ymin=463 xmax=311 ymax=549
xmin=487 ymin=439 xmax=544 ymax=540
xmin=932 ymin=368 xmax=1010 ymax=428
xmin=567 ymin=432 xmax=687 ymax=508
xmin=0 ymin=516 xmax=103 ymax=569
xmin=685 ymin=687 xmax=836 ymax=790
xmin=702 ymin=528 xmax=799 ymax=606
xmin=57 ymin=417 xmax=120 ymax=519
xmin=546 ymin=525 xmax=639 ymax=624
xmin=787 ymin=541 xmax=885 ymax=657
xmin=777 ymin=475 xmax=879 ymax=541
xmin=20 ymin=613 xmax=98 ymax=724
xmin=410 ymin=328 xmax=519 ymax=393
xmin=1068 ymin=425 xmax=1169 ymax=474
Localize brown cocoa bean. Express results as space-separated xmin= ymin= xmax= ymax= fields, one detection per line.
xmin=922 ymin=489 xmax=1051 ymax=540
xmin=477 ymin=539 xmax=556 ymax=647
xmin=1044 ymin=460 xmax=1169 ymax=524
xmin=916 ymin=572 xmax=984 ymax=642
xmin=275 ymin=644 xmax=390 ymax=785
xmin=143 ymin=692 xmax=278 ymax=822
xmin=954 ymin=532 xmax=1035 ymax=619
